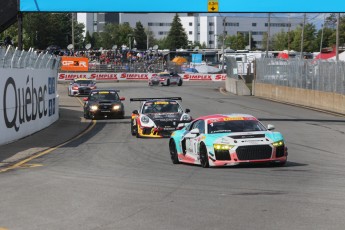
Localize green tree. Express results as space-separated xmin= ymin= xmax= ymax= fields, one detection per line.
xmin=133 ymin=21 xmax=147 ymax=50
xmin=271 ymin=30 xmax=288 ymax=50
xmin=244 ymin=32 xmax=256 ymax=50
xmin=166 ymin=14 xmax=188 ymax=50
xmin=155 ymin=37 xmax=168 ymax=49
xmin=84 ymin=31 xmax=94 ymax=48
xmin=0 ymin=13 xmax=84 ymax=50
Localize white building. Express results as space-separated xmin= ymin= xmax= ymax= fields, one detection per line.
xmin=78 ymin=13 xmax=303 ymax=49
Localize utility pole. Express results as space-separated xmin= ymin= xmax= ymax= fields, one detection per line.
xmin=336 ymin=13 xmax=340 ymax=61
xmin=265 ymin=13 xmax=271 ymax=57
xmin=320 ymin=13 xmax=325 ymax=54
xmin=221 ymin=17 xmax=226 ymax=73
xmin=288 ymin=14 xmax=291 ymax=53
xmin=300 ymin=13 xmax=306 ymax=59
xmin=147 ymin=26 xmax=149 ymax=50
xmin=72 ymin=13 xmax=75 ymax=52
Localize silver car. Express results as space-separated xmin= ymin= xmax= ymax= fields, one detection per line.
xmin=158 ymin=72 xmax=183 ymax=86
xmin=68 ymin=79 xmax=97 ymax=96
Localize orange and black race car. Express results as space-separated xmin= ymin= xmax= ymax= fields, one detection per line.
xmin=130 ymin=97 xmax=192 ymax=138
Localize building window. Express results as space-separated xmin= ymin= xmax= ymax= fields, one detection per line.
xmin=225 ymin=22 xmax=239 ymax=27
xmin=209 ymin=22 xmax=214 ymax=26
xmin=189 ymin=31 xmax=193 ymax=35
xmin=252 ymin=23 xmax=257 ymax=27
xmin=189 ymin=22 xmax=193 ymax=26
xmin=209 ymin=31 xmax=214 ymax=35
xmin=209 ymin=40 xmax=214 ymax=44
xmin=265 ymin=23 xmax=291 ymax=27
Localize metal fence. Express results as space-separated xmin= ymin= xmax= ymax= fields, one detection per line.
xmin=0 ymin=46 xmax=60 ymax=69
xmin=255 ymin=58 xmax=345 ymax=95
xmin=87 ymin=60 xmax=167 ymax=73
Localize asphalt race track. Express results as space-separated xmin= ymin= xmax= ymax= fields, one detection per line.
xmin=1 ymin=81 xmax=345 ymax=230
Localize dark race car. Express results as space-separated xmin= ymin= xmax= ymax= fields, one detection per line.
xmin=83 ymin=89 xmax=125 ymax=119
xmin=130 ymin=97 xmax=192 ymax=138
xmin=68 ymin=78 xmax=96 ymax=96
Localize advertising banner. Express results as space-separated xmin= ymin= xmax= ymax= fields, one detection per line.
xmin=0 ymin=69 xmax=59 ymax=145
xmin=58 ymin=72 xmax=227 ymax=82
xmin=61 ymin=56 xmax=89 ymax=72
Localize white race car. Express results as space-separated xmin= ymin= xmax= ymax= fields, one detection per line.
xmin=68 ymin=78 xmax=96 ymax=96
xmin=157 ymin=72 xmax=183 ymax=86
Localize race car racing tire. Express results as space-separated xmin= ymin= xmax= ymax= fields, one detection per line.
xmin=169 ymin=139 xmax=180 ymax=164
xmin=84 ymin=111 xmax=91 ymax=119
xmin=199 ymin=143 xmax=209 ymax=168
xmin=131 ymin=120 xmax=136 ymax=136
xmin=135 ymin=125 xmax=141 ymax=138
xmin=166 ymin=79 xmax=170 ymax=86
xmin=177 ymin=79 xmax=183 ymax=86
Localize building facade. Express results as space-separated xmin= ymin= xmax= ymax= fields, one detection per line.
xmin=78 ymin=13 xmax=303 ymax=49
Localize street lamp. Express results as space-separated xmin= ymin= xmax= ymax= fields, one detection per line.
xmin=221 ymin=17 xmax=226 ymax=73
xmin=128 ymin=34 xmax=133 ymax=66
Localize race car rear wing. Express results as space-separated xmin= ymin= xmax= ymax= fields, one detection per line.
xmin=130 ymin=97 xmax=182 ymax=102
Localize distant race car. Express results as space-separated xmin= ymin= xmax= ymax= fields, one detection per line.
xmin=68 ymin=78 xmax=96 ymax=96
xmin=169 ymin=114 xmax=288 ymax=168
xmin=154 ymin=72 xmax=183 ymax=86
xmin=130 ymin=97 xmax=192 ymax=138
xmin=83 ymin=89 xmax=125 ymax=119
xmin=148 ymin=74 xmax=160 ymax=86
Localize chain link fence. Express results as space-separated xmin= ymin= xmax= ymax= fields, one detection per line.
xmin=255 ymin=58 xmax=345 ymax=95
xmin=1 ymin=46 xmax=60 ymax=69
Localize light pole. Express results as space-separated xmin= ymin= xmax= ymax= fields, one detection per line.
xmin=128 ymin=34 xmax=133 ymax=66
xmin=221 ymin=17 xmax=226 ymax=73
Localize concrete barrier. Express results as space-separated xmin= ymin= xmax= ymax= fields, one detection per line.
xmin=225 ymin=77 xmax=251 ymax=96
xmin=0 ymin=68 xmax=59 ymax=145
xmin=254 ymin=82 xmax=345 ymax=114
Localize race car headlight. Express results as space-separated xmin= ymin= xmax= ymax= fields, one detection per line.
xmin=90 ymin=105 xmax=98 ymax=111
xmin=141 ymin=115 xmax=150 ymax=124
xmin=213 ymin=144 xmax=234 ymax=150
xmin=181 ymin=114 xmax=191 ymax=121
xmin=112 ymin=105 xmax=121 ymax=110
xmin=272 ymin=140 xmax=284 ymax=147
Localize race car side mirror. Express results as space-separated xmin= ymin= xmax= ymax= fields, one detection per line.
xmin=184 ymin=128 xmax=200 ymax=138
xmin=132 ymin=110 xmax=139 ymax=115
xmin=83 ymin=97 xmax=88 ymax=101
xmin=120 ymin=97 xmax=125 ymax=101
xmin=185 ymin=108 xmax=190 ymax=113
xmin=267 ymin=124 xmax=275 ymax=131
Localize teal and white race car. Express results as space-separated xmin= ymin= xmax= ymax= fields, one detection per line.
xmin=169 ymin=114 xmax=287 ymax=168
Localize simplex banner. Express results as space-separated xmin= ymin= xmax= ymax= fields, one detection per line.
xmin=58 ymin=72 xmax=227 ymax=81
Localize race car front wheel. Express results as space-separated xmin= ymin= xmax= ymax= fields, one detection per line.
xmin=169 ymin=140 xmax=180 ymax=164
xmin=199 ymin=143 xmax=209 ymax=168
xmin=177 ymin=79 xmax=183 ymax=86
xmin=131 ymin=120 xmax=137 ymax=136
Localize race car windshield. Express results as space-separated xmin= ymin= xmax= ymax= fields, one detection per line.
xmin=142 ymin=102 xmax=181 ymax=113
xmin=89 ymin=92 xmax=119 ymax=101
xmin=208 ymin=120 xmax=266 ymax=134
xmin=76 ymin=80 xmax=93 ymax=85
